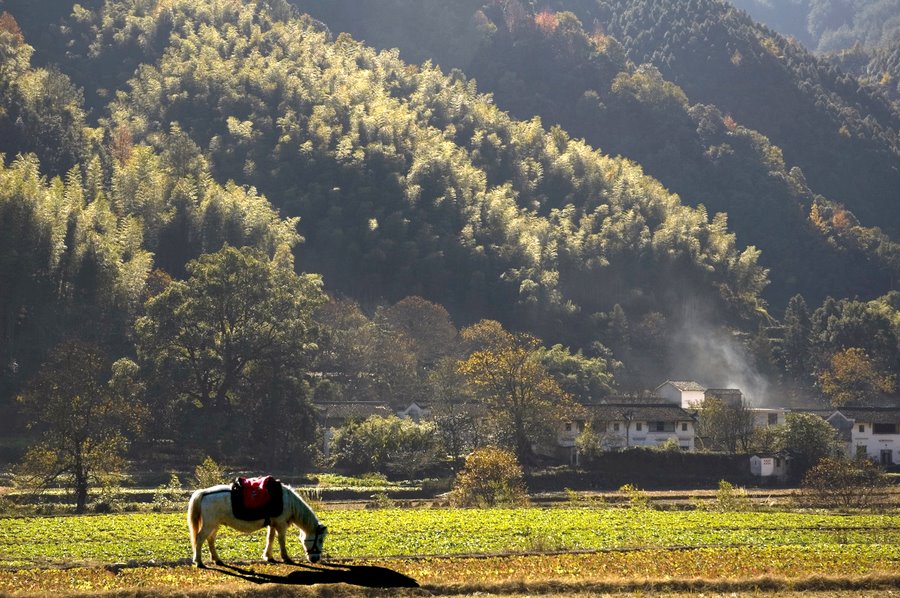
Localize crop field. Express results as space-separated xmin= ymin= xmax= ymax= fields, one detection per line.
xmin=2 ymin=506 xmax=900 ymax=596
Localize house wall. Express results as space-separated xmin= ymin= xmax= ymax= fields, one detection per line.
xmin=851 ymin=422 xmax=899 ymax=465
xmin=656 ymin=384 xmax=704 ymax=408
xmin=751 ymin=408 xmax=787 ymax=428
xmin=680 ymin=391 xmax=705 ymax=409
xmin=603 ymin=420 xmax=696 ymax=451
xmin=750 ymin=455 xmax=788 ymax=477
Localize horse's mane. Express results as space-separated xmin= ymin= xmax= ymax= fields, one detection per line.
xmin=284 ymin=484 xmax=320 ymax=533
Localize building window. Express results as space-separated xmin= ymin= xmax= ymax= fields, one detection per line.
xmin=636 ymin=423 xmax=643 ymax=431
xmin=873 ymin=423 xmax=897 ymax=434
xmin=613 ymin=423 xmax=620 ymax=432
xmin=565 ymin=423 xmax=572 ymax=432
xmin=859 ymin=424 xmax=865 ymax=433
xmin=655 ymin=421 xmax=665 ymax=432
xmin=768 ymin=413 xmax=778 ymax=426
xmin=681 ymin=422 xmax=688 ymax=432
xmin=856 ymin=445 xmax=868 ymax=458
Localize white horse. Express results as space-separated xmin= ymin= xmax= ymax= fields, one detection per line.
xmin=187 ymin=483 xmax=327 ymax=568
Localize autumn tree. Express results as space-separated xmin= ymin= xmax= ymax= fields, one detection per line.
xmin=799 ymin=456 xmax=890 ymax=509
xmin=819 ymin=347 xmax=896 ymax=407
xmin=456 ymin=321 xmax=581 ymax=464
xmin=377 ymin=296 xmax=458 ymax=368
xmin=16 ymin=342 xmax=145 ymax=513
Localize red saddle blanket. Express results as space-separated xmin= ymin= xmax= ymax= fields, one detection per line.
xmin=238 ymin=476 xmax=275 ymax=510
xmin=231 ymin=476 xmax=283 ymax=523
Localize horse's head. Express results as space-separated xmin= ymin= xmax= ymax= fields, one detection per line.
xmin=303 ymin=523 xmax=327 ymax=563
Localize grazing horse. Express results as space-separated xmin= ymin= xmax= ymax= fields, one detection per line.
xmin=187 ymin=481 xmax=327 ymax=568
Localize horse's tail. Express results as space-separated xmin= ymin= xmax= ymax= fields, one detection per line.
xmin=187 ymin=490 xmax=204 ymax=551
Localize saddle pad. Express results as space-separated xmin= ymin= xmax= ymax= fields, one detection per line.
xmin=231 ymin=475 xmax=284 ymax=522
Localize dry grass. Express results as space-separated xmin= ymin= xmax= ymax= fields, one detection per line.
xmin=3 ymin=560 xmax=900 ymax=598
xmin=6 ymin=580 xmax=900 ymax=598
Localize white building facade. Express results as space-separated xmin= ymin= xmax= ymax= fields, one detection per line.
xmin=827 ymin=408 xmax=900 ymax=466
xmin=655 ymin=380 xmax=706 ymax=409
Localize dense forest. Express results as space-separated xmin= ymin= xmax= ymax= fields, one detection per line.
xmin=0 ymin=0 xmax=897 ymax=473
xmin=729 ymin=0 xmax=900 ymax=112
xmin=730 ymin=0 xmax=900 ymax=53
xmin=294 ymin=0 xmax=900 ymax=309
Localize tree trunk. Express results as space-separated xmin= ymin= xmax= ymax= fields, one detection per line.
xmin=74 ymin=462 xmax=88 ymax=514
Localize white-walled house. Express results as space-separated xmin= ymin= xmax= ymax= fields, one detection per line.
xmin=565 ymin=402 xmax=698 ymax=453
xmin=825 ymin=408 xmax=900 ymax=466
xmin=655 ymin=380 xmax=706 ymax=409
xmin=751 ymin=407 xmax=788 ymax=428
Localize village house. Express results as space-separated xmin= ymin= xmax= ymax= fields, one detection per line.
xmin=559 ymin=401 xmax=698 ymax=464
xmin=824 ymin=407 xmax=900 ymax=466
xmin=654 ymin=380 xmax=706 ymax=408
xmin=750 ymin=407 xmax=787 ymax=428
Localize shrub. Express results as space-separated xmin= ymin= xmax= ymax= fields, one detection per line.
xmin=152 ymin=474 xmax=184 ymax=512
xmin=449 ymin=447 xmax=529 ymax=507
xmin=330 ymin=415 xmax=439 ymax=478
xmin=194 ymin=456 xmax=225 ymax=488
xmin=711 ymin=480 xmax=751 ymax=512
xmin=798 ymin=457 xmax=889 ymax=509
xmin=618 ymin=483 xmax=650 ymax=509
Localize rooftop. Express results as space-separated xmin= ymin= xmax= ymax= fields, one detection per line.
xmin=657 ymin=380 xmax=706 ymax=392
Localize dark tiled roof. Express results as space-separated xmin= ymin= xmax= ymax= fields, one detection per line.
xmin=582 ymin=403 xmax=696 ymax=422
xmin=832 ymin=407 xmax=900 ymax=425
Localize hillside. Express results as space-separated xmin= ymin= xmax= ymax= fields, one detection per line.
xmin=0 ymin=0 xmax=897 ymax=418
xmin=827 ymin=40 xmax=900 ymax=111
xmin=729 ymin=0 xmax=900 ymax=53
xmin=0 ymin=0 xmax=780 ymax=396
xmin=575 ymin=0 xmax=900 ymax=241
xmin=291 ymin=0 xmax=900 ymax=310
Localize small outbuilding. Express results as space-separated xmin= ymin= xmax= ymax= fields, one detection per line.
xmin=750 ymin=453 xmax=790 ymax=483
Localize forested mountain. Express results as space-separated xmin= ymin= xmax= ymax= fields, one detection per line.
xmin=0 ymin=0 xmax=774 ymax=394
xmin=827 ymin=40 xmax=900 ymax=110
xmin=0 ymin=0 xmax=897 ymax=443
xmin=292 ymin=0 xmax=900 ymax=310
xmin=573 ymin=0 xmax=900 ymax=242
xmin=729 ymin=0 xmax=900 ymax=53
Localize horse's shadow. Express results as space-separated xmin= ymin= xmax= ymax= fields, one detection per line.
xmin=213 ymin=561 xmax=420 ymax=588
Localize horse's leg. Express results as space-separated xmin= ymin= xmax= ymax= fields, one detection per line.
xmin=275 ymin=523 xmax=294 ymax=564
xmin=207 ymin=528 xmax=224 ymax=566
xmin=190 ymin=525 xmax=202 ymax=567
xmin=194 ymin=522 xmax=214 ymax=568
xmin=263 ymin=525 xmax=277 ymax=562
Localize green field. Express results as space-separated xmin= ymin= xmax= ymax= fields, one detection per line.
xmin=3 ymin=507 xmax=900 ymax=568
xmin=2 ymin=506 xmax=900 ymax=596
